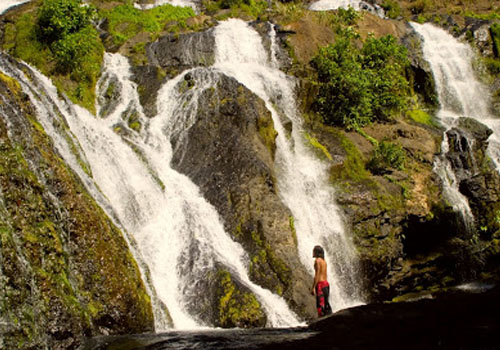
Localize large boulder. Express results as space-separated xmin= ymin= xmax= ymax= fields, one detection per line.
xmin=169 ymin=71 xmax=316 ymax=320
xmin=446 ymin=117 xmax=493 ymax=181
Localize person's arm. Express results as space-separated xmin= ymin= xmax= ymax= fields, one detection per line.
xmin=311 ymin=258 xmax=319 ymax=295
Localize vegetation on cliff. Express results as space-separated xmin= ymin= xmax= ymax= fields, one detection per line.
xmin=0 ymin=69 xmax=154 ymax=348
xmin=311 ymin=30 xmax=410 ymax=129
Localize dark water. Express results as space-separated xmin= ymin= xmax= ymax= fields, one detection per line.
xmin=81 ymin=327 xmax=317 ymax=350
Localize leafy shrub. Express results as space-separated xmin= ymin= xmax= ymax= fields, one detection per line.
xmin=52 ymin=26 xmax=103 ymax=82
xmin=368 ymin=141 xmax=406 ymax=174
xmin=311 ymin=32 xmax=410 ymax=129
xmin=37 ymin=0 xmax=97 ymax=43
xmin=337 ymin=6 xmax=361 ymax=25
xmin=380 ymin=0 xmax=401 ymax=19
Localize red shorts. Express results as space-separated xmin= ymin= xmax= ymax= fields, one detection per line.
xmin=316 ymin=280 xmax=332 ymax=317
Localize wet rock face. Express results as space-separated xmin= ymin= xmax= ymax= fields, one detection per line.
xmin=134 ymin=30 xmax=216 ymax=117
xmin=147 ymin=30 xmax=216 ymax=72
xmin=448 ymin=118 xmax=500 ymax=239
xmin=169 ymin=72 xmax=316 ymax=320
xmin=0 ymin=58 xmax=154 ymax=349
xmin=446 ymin=117 xmax=493 ymax=181
xmin=402 ymin=27 xmax=438 ymax=107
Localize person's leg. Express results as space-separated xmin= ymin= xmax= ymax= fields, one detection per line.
xmin=316 ymin=285 xmax=325 ymax=316
xmin=322 ymin=285 xmax=332 ymax=315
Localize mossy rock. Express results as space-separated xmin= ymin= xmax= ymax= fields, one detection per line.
xmin=215 ymin=270 xmax=266 ymax=328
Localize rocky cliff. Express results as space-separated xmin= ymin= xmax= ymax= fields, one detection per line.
xmin=0 ymin=55 xmax=154 ymax=349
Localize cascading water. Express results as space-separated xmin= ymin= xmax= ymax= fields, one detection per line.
xmin=411 ymin=22 xmax=500 ymax=230
xmin=0 ymin=17 xmax=364 ymax=330
xmin=308 ymin=0 xmax=384 ymax=17
xmin=0 ymin=0 xmax=30 ymax=15
xmin=0 ymin=50 xmax=301 ymax=329
xmin=212 ymin=19 xmax=363 ymax=311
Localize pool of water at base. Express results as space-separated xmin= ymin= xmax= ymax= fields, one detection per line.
xmin=81 ymin=327 xmax=318 ymax=350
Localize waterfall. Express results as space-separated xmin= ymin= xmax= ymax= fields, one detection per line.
xmin=0 ymin=50 xmax=302 ymax=329
xmin=133 ymin=0 xmax=197 ymax=11
xmin=411 ymin=22 xmax=500 ymax=231
xmin=0 ymin=54 xmax=173 ymax=331
xmin=0 ymin=0 xmax=30 ymax=15
xmin=0 ymin=17 xmax=364 ymax=329
xmin=213 ymin=19 xmax=364 ymax=311
xmin=308 ymin=0 xmax=384 ymax=17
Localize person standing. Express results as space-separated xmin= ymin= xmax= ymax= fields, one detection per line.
xmin=311 ymin=245 xmax=332 ymax=317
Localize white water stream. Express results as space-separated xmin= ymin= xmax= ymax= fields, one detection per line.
xmin=212 ymin=19 xmax=363 ymax=311
xmin=309 ymin=0 xmax=384 ymax=17
xmin=411 ymin=23 xmax=500 ymax=230
xmin=134 ymin=0 xmax=197 ymax=11
xmin=0 ymin=0 xmax=30 ymax=15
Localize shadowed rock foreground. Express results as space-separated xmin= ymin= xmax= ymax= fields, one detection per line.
xmin=83 ymin=285 xmax=500 ymax=350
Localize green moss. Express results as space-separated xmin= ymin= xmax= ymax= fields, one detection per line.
xmin=257 ymin=115 xmax=278 ymax=156
xmin=249 ymin=230 xmax=291 ymax=289
xmin=0 ymin=72 xmax=22 ymax=95
xmin=329 ymin=129 xmax=370 ymax=183
xmin=407 ymin=109 xmax=439 ymax=127
xmin=490 ymin=23 xmax=500 ymax=58
xmin=304 ymin=132 xmax=333 ymax=161
xmin=101 ymin=3 xmax=196 ymax=47
xmin=463 ymin=10 xmax=500 ymax=21
xmin=216 ymin=270 xmax=265 ymax=328
xmin=289 ymin=216 xmax=298 ymax=247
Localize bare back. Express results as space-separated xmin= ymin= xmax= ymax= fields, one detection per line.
xmin=314 ymin=257 xmax=327 ymax=282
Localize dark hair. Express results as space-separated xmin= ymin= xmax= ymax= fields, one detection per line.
xmin=313 ymin=245 xmax=324 ymax=259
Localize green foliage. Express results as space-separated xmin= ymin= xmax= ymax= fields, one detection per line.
xmin=463 ymin=11 xmax=500 ymax=21
xmin=368 ymin=141 xmax=406 ymax=174
xmin=37 ymin=0 xmax=97 ymax=44
xmin=3 ymin=0 xmax=103 ymax=112
xmin=271 ymin=1 xmax=304 ymax=24
xmin=336 ymin=6 xmax=361 ymax=25
xmin=311 ymin=32 xmax=410 ymax=130
xmin=381 ymin=0 xmax=401 ymax=19
xmin=102 ymin=4 xmax=195 ymax=46
xmin=408 ymin=0 xmax=431 ymax=15
xmin=51 ymin=26 xmax=102 ymax=76
xmin=204 ymin=0 xmax=268 ymax=20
